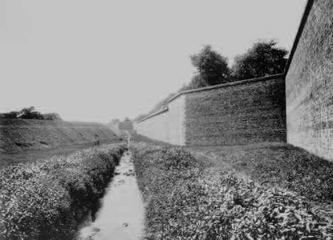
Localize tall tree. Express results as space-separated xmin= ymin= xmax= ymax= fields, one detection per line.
xmin=190 ymin=45 xmax=230 ymax=86
xmin=232 ymin=40 xmax=288 ymax=80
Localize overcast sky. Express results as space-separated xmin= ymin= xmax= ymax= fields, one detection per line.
xmin=0 ymin=0 xmax=306 ymax=123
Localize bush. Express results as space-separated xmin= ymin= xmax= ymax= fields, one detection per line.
xmin=131 ymin=143 xmax=333 ymax=239
xmin=0 ymin=143 xmax=126 ymax=239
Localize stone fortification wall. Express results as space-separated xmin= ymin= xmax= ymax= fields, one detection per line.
xmin=135 ymin=75 xmax=286 ymax=146
xmin=286 ymin=0 xmax=333 ymax=161
xmin=184 ymin=75 xmax=286 ymax=146
xmin=134 ymin=95 xmax=186 ymax=145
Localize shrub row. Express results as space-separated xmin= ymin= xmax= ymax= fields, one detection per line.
xmin=131 ymin=142 xmax=333 ymax=239
xmin=0 ymin=143 xmax=126 ymax=240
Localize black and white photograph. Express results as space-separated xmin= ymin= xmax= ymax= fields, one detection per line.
xmin=1 ymin=0 xmax=333 ymax=239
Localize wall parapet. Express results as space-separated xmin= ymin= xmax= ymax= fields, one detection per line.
xmin=167 ymin=74 xmax=285 ymax=104
xmin=135 ymin=74 xmax=285 ymax=146
xmin=137 ymin=73 xmax=285 ymax=124
xmin=136 ymin=107 xmax=168 ymax=123
xmin=284 ymin=0 xmax=314 ymax=76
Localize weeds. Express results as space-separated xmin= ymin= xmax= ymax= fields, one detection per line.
xmin=0 ymin=143 xmax=126 ymax=239
xmin=189 ymin=144 xmax=333 ymax=202
xmin=131 ymin=142 xmax=333 ymax=239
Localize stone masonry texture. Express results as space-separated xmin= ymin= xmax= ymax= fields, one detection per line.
xmin=286 ymin=0 xmax=333 ymax=161
xmin=134 ymin=77 xmax=286 ymax=147
xmin=184 ymin=77 xmax=286 ymax=146
xmin=135 ymin=1 xmax=333 ymax=162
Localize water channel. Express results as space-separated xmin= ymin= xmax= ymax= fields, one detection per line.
xmin=77 ymin=150 xmax=145 ymax=240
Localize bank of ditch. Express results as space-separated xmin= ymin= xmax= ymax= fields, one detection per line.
xmin=188 ymin=143 xmax=333 ymax=203
xmin=131 ymin=142 xmax=333 ymax=239
xmin=77 ymin=150 xmax=145 ymax=240
xmin=0 ymin=143 xmax=126 ymax=240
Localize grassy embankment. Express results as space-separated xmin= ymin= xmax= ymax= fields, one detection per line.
xmin=0 ymin=118 xmax=121 ymax=153
xmin=187 ymin=143 xmax=333 ymax=203
xmin=0 ymin=118 xmax=123 ymax=168
xmin=0 ymin=143 xmax=126 ymax=240
xmin=131 ymin=142 xmax=333 ymax=239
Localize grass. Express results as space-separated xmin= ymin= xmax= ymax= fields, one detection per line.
xmin=0 ymin=118 xmax=121 ymax=153
xmin=187 ymin=142 xmax=333 ymax=203
xmin=0 ymin=143 xmax=126 ymax=240
xmin=131 ymin=142 xmax=333 ymax=239
xmin=0 ymin=140 xmax=124 ymax=169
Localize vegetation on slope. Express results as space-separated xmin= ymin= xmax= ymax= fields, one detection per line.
xmin=188 ymin=143 xmax=333 ymax=203
xmin=0 ymin=118 xmax=121 ymax=153
xmin=0 ymin=143 xmax=126 ymax=240
xmin=131 ymin=142 xmax=333 ymax=239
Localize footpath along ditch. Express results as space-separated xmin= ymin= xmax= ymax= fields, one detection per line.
xmin=77 ymin=136 xmax=145 ymax=240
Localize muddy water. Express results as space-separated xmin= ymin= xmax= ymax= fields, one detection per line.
xmin=77 ymin=151 xmax=145 ymax=240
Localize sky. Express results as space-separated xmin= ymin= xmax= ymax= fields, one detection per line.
xmin=0 ymin=0 xmax=306 ymax=123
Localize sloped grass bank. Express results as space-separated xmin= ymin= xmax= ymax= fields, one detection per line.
xmin=0 ymin=118 xmax=121 ymax=153
xmin=188 ymin=143 xmax=333 ymax=203
xmin=0 ymin=143 xmax=126 ymax=240
xmin=131 ymin=142 xmax=333 ymax=239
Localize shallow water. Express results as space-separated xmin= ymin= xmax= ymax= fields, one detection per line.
xmin=77 ymin=151 xmax=145 ymax=240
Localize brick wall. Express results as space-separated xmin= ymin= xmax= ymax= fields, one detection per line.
xmin=134 ymin=76 xmax=286 ymax=146
xmin=134 ymin=0 xmax=333 ymax=161
xmin=286 ymin=0 xmax=333 ymax=161
xmin=184 ymin=76 xmax=286 ymax=146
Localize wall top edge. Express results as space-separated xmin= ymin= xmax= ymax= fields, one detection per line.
xmin=134 ymin=0 xmax=313 ymax=126
xmin=167 ymin=73 xmax=285 ymax=103
xmin=136 ymin=73 xmax=284 ymax=124
xmin=284 ymin=0 xmax=314 ymax=76
xmin=135 ymin=107 xmax=169 ymax=123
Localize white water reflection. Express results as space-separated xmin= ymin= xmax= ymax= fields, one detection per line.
xmin=77 ymin=151 xmax=145 ymax=240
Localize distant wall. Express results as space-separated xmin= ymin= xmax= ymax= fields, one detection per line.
xmin=134 ymin=109 xmax=169 ymax=143
xmin=167 ymin=95 xmax=186 ymax=145
xmin=134 ymin=95 xmax=186 ymax=145
xmin=286 ymin=0 xmax=333 ymax=161
xmin=135 ymin=75 xmax=286 ymax=146
xmin=134 ymin=0 xmax=333 ymax=161
xmin=0 ymin=119 xmax=120 ymax=152
xmin=184 ymin=76 xmax=286 ymax=146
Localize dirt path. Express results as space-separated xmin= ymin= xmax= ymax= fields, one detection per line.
xmin=77 ymin=140 xmax=145 ymax=240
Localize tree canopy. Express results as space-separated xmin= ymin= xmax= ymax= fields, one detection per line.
xmin=231 ymin=40 xmax=288 ymax=80
xmin=190 ymin=45 xmax=230 ymax=86
xmin=134 ymin=40 xmax=288 ymax=121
